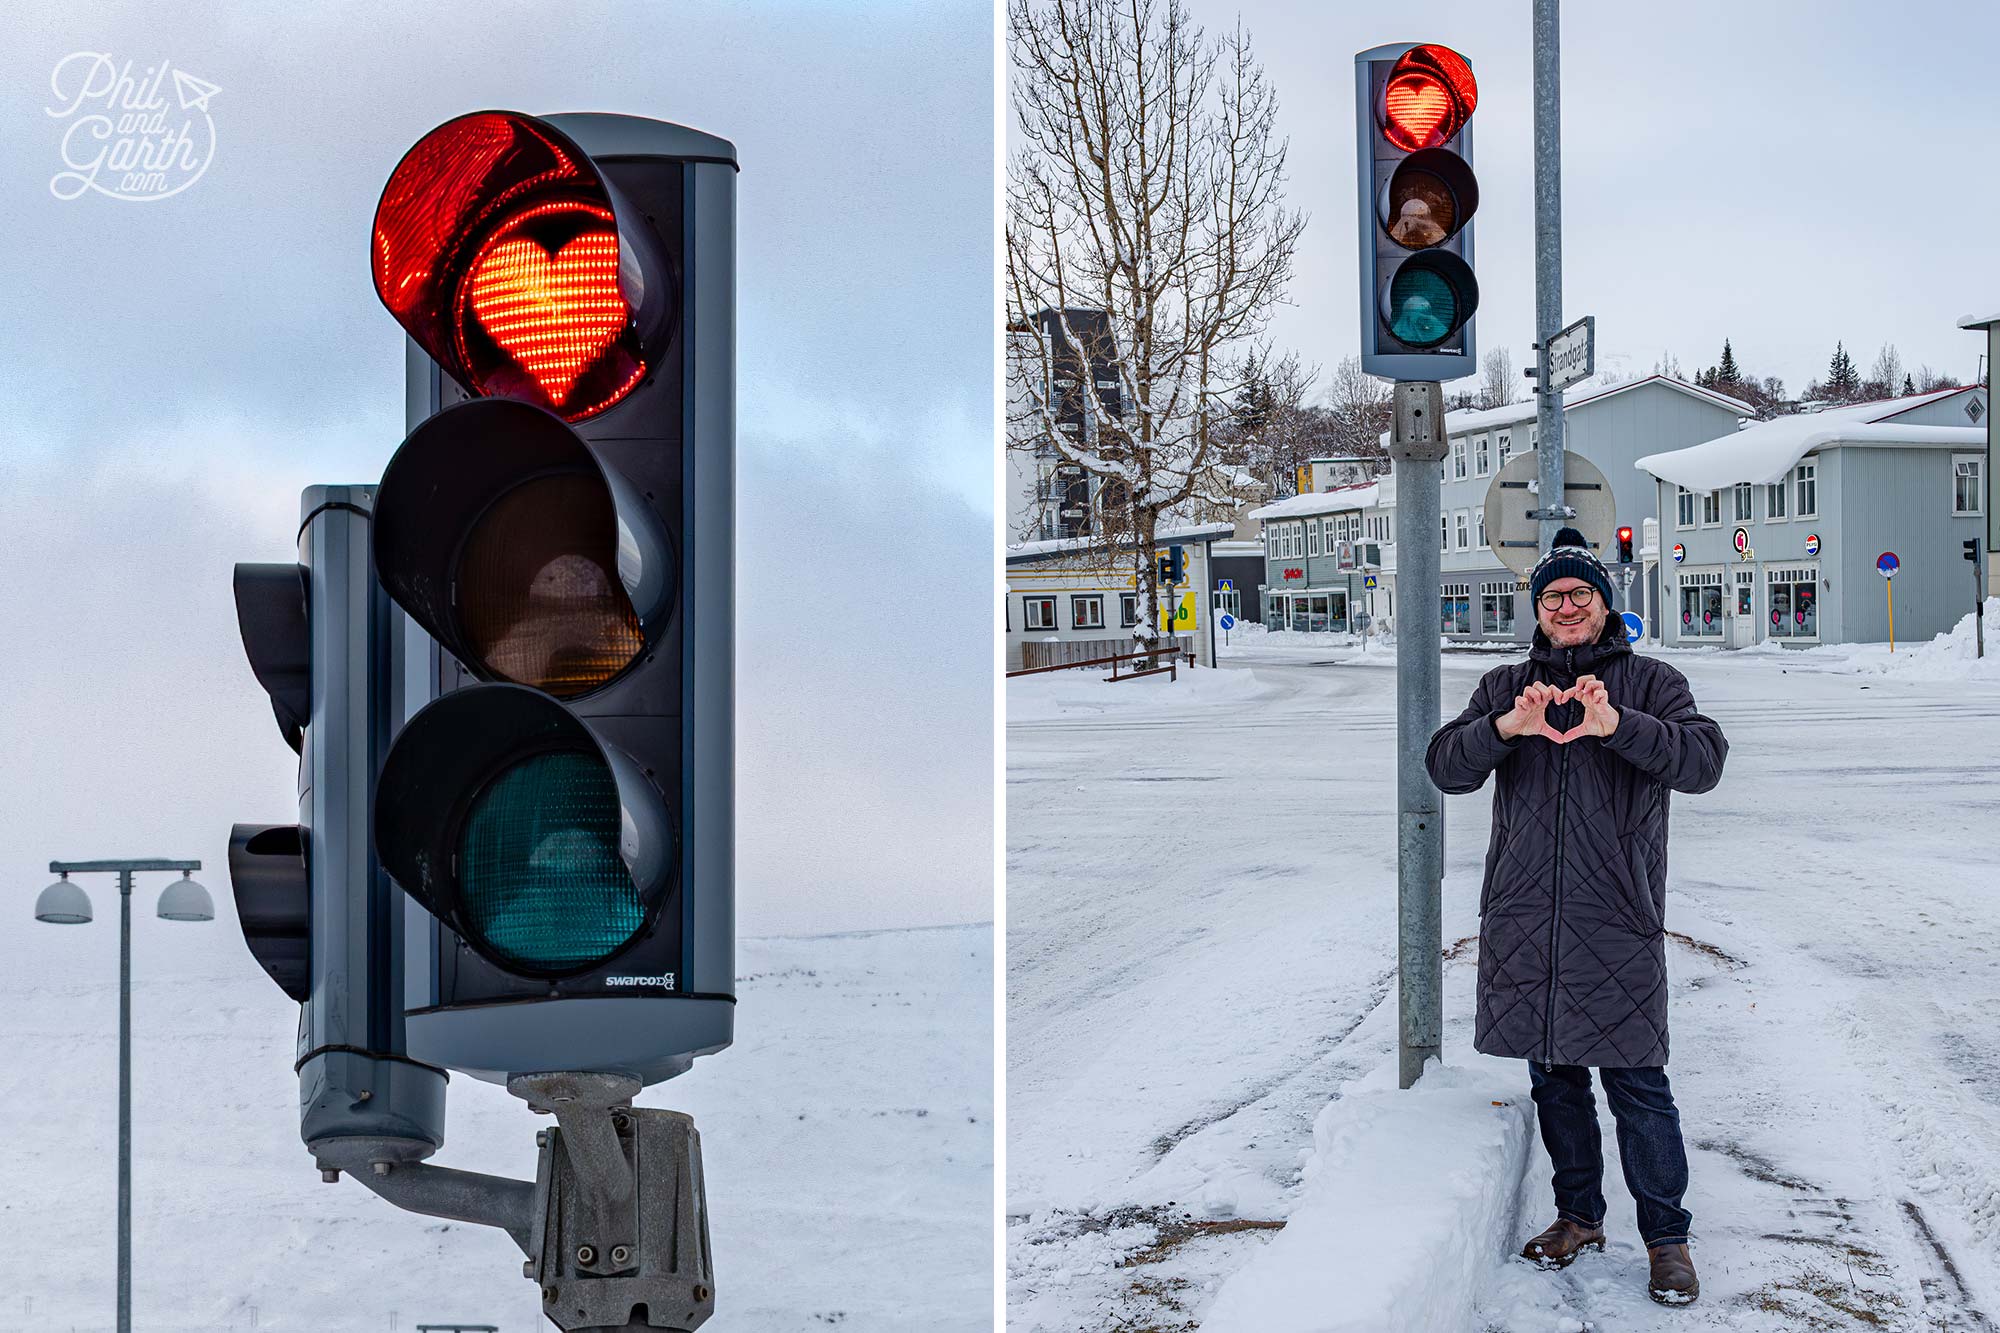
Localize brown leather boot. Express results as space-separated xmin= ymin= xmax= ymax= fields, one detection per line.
xmin=1520 ymin=1217 xmax=1606 ymax=1269
xmin=1648 ymin=1243 xmax=1699 ymax=1304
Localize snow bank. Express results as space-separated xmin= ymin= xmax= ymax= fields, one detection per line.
xmin=1749 ymin=598 xmax=2000 ymax=684
xmin=1199 ymin=1058 xmax=1535 ymax=1333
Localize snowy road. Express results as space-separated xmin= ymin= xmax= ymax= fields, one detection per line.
xmin=1007 ymin=627 xmax=2000 ymax=1331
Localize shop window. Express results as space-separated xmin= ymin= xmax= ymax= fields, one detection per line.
xmin=1677 ymin=573 xmax=1723 ymax=638
xmin=1794 ymin=461 xmax=1817 ymax=518
xmin=1480 ymin=580 xmax=1516 ymax=636
xmin=1024 ymin=596 xmax=1057 ymax=630
xmin=1956 ymin=456 xmax=1983 ymax=514
xmin=1121 ymin=593 xmax=1140 ymax=627
xmin=1071 ymin=595 xmax=1104 ymax=630
xmin=1766 ymin=566 xmax=1817 ymax=638
xmin=1442 ymin=582 xmax=1473 ymax=635
xmin=1734 ymin=483 xmax=1754 ymax=522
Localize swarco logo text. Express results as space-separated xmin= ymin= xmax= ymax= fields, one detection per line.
xmin=606 ymin=974 xmax=676 ymax=988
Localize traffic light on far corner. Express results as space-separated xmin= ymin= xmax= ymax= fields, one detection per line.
xmin=1157 ymin=544 xmax=1186 ymax=586
xmin=370 ymin=110 xmax=738 ymax=1089
xmin=1617 ymin=527 xmax=1634 ymax=563
xmin=1966 ymin=538 xmax=1981 ymax=563
xmin=1354 ymin=42 xmax=1479 ymax=380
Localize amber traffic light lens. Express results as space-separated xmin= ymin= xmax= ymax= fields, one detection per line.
xmin=1380 ymin=44 xmax=1478 ymax=151
xmin=456 ymin=473 xmax=645 ymax=698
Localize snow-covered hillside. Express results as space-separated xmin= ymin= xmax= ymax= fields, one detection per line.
xmin=1007 ymin=637 xmax=2000 ymax=1331
xmin=3 ymin=922 xmax=992 ymax=1332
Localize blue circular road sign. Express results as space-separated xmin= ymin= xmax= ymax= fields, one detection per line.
xmin=1219 ymin=613 xmax=1237 ymax=631
xmin=1877 ymin=551 xmax=1899 ymax=578
xmin=1620 ymin=611 xmax=1643 ymax=643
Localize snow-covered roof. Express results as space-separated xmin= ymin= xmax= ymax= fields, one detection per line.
xmin=1005 ymin=522 xmax=1236 ymax=564
xmin=1246 ymin=482 xmax=1381 ymax=522
xmin=1959 ymin=311 xmax=2000 ymax=329
xmin=1635 ymin=386 xmax=1985 ymax=490
xmin=1375 ymin=375 xmax=1756 ymax=446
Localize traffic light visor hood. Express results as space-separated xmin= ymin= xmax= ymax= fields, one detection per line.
xmin=371 ymin=110 xmax=676 ymax=421
xmin=376 ymin=683 xmax=677 ymax=980
xmin=373 ymin=397 xmax=675 ymax=699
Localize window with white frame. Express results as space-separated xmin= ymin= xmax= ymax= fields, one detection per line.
xmin=1794 ymin=460 xmax=1817 ymax=518
xmin=1308 ymin=518 xmax=1322 ymax=557
xmin=1497 ymin=432 xmax=1513 ymax=467
xmin=1452 ymin=438 xmax=1467 ymax=479
xmin=1441 ymin=511 xmax=1450 ymax=551
xmin=1263 ymin=526 xmax=1274 ymax=558
xmin=1024 ymin=596 xmax=1056 ymax=630
xmin=1734 ymin=483 xmax=1754 ymax=522
xmin=1475 ymin=433 xmax=1490 ymax=476
xmin=1121 ymin=593 xmax=1140 ymax=627
xmin=1702 ymin=490 xmax=1722 ymax=525
xmin=1071 ymin=594 xmax=1104 ymax=630
xmin=1956 ymin=455 xmax=1983 ymax=514
xmin=1766 ymin=476 xmax=1788 ymax=520
xmin=1676 ymin=487 xmax=1695 ymax=529
xmin=1480 ymin=579 xmax=1516 ymax=635
xmin=1455 ymin=509 xmax=1470 ymax=549
xmin=1676 ymin=571 xmax=1724 ymax=638
xmin=1766 ymin=564 xmax=1818 ymax=638
xmin=1441 ymin=582 xmax=1473 ymax=635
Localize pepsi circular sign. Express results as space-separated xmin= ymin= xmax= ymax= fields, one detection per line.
xmin=1672 ymin=543 xmax=1685 ymax=564
xmin=1805 ymin=532 xmax=1821 ymax=557
xmin=1877 ymin=551 xmax=1900 ymax=579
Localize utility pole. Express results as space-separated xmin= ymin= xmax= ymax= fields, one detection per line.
xmin=1532 ymin=0 xmax=1570 ymax=553
xmin=1390 ymin=383 xmax=1447 ymax=1088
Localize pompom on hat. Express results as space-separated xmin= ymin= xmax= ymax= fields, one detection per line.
xmin=1528 ymin=527 xmax=1614 ymax=607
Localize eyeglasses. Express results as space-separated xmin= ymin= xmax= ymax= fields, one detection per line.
xmin=1537 ymin=587 xmax=1599 ymax=612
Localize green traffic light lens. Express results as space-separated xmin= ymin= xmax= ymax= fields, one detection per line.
xmin=1387 ymin=268 xmax=1459 ymax=348
xmin=457 ymin=750 xmax=645 ymax=975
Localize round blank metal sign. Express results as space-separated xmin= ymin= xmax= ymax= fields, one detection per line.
xmin=1482 ymin=449 xmax=1616 ymax=576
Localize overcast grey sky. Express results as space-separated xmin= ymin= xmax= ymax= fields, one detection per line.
xmin=1219 ymin=0 xmax=2000 ymax=398
xmin=0 ymin=0 xmax=994 ymax=948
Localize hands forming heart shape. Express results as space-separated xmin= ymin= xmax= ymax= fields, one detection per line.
xmin=1502 ymin=675 xmax=1620 ymax=744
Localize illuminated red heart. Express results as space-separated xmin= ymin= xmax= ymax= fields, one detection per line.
xmin=468 ymin=232 xmax=626 ymax=404
xmin=1384 ymin=75 xmax=1451 ymax=149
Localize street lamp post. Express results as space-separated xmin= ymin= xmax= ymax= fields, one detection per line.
xmin=34 ymin=858 xmax=212 ymax=1333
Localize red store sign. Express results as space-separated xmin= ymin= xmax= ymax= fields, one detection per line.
xmin=1282 ymin=567 xmax=1304 ymax=580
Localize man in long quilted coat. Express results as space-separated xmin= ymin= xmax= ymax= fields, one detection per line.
xmin=1427 ymin=527 xmax=1728 ymax=1306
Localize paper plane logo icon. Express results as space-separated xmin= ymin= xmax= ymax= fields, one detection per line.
xmin=172 ymin=68 xmax=220 ymax=112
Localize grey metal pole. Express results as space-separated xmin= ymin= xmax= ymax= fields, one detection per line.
xmin=1533 ymin=0 xmax=1567 ymax=555
xmin=117 ymin=868 xmax=132 ymax=1333
xmin=1390 ymin=381 xmax=1448 ymax=1088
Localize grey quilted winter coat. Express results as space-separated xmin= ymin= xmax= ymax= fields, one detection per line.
xmin=1425 ymin=617 xmax=1728 ymax=1068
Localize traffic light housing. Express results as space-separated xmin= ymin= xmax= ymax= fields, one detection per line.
xmin=1355 ymin=43 xmax=1480 ymax=381
xmin=1157 ymin=545 xmax=1186 ymax=586
xmin=371 ymin=111 xmax=736 ymax=1088
xmin=1617 ymin=526 xmax=1634 ymax=563
xmin=1966 ymin=538 xmax=1981 ymax=563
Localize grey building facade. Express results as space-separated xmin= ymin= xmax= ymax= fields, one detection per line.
xmin=1640 ymin=385 xmax=1990 ymax=648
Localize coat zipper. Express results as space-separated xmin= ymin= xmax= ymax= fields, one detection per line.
xmin=1543 ymin=646 xmax=1575 ymax=1068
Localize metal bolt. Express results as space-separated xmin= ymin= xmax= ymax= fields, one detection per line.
xmin=522 ymin=1259 xmax=536 ymax=1279
xmin=693 ymin=1283 xmax=711 ymax=1302
xmin=319 ymin=1167 xmax=340 ymax=1183
xmin=535 ymin=1129 xmax=549 ymax=1148
xmin=543 ymin=1287 xmax=557 ymax=1303
xmin=576 ymin=1245 xmax=597 ymax=1266
xmin=372 ymin=1161 xmax=391 ymax=1177
xmin=610 ymin=1246 xmax=631 ymax=1266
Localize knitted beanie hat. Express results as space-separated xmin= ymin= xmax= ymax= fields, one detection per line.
xmin=1528 ymin=527 xmax=1614 ymax=607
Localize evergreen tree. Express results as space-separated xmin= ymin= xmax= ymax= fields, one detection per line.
xmin=1717 ymin=339 xmax=1740 ymax=385
xmin=1903 ymin=373 xmax=1916 ymax=396
xmin=1826 ymin=341 xmax=1860 ymax=401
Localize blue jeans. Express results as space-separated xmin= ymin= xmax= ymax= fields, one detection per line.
xmin=1527 ymin=1062 xmax=1692 ymax=1248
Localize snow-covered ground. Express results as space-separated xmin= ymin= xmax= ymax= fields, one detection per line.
xmin=3 ymin=923 xmax=992 ymax=1333
xmin=1007 ymin=611 xmax=2000 ymax=1331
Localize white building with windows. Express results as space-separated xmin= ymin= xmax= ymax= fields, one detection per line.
xmin=1637 ymin=384 xmax=1989 ymax=647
